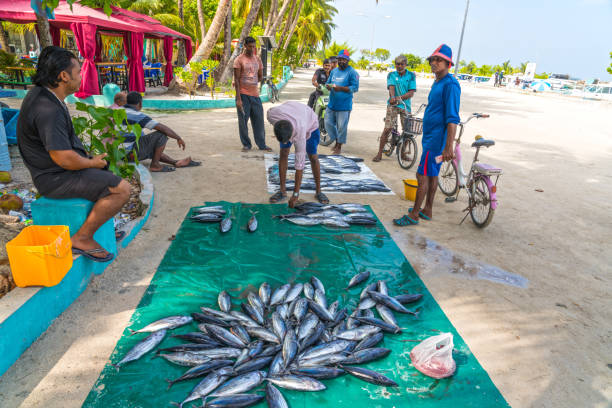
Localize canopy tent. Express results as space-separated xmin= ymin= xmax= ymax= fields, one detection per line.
xmin=0 ymin=0 xmax=192 ymax=96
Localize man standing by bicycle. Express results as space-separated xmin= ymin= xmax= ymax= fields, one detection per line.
xmin=307 ymin=58 xmax=331 ymax=109
xmin=372 ymin=55 xmax=416 ymax=162
xmin=394 ymin=44 xmax=461 ymax=226
xmin=234 ymin=36 xmax=272 ymax=152
xmin=325 ymin=50 xmax=359 ymax=155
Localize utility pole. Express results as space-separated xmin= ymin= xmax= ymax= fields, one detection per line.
xmin=454 ymin=0 xmax=470 ymax=75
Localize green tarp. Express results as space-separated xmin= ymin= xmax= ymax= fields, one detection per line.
xmin=83 ymin=202 xmax=509 ymax=408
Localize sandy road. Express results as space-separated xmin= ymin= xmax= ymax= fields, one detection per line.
xmin=0 ymin=68 xmax=610 ymax=407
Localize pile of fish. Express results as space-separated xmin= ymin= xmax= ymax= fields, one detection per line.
xmin=275 ymin=202 xmax=378 ymax=228
xmin=278 ymin=154 xmax=363 ymax=174
xmin=191 ymin=206 xmax=258 ymax=233
xmin=267 ymin=154 xmax=391 ymax=193
xmin=113 ymin=273 xmax=422 ymax=408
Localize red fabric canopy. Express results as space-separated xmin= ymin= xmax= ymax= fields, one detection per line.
xmin=0 ymin=0 xmax=140 ymax=33
xmin=0 ymin=1 xmax=193 ymax=95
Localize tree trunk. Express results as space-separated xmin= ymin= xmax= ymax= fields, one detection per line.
xmin=197 ymin=0 xmax=207 ymax=41
xmin=0 ymin=25 xmax=9 ymax=53
xmin=282 ymin=0 xmax=303 ymax=50
xmin=189 ymin=0 xmax=232 ymax=63
xmin=296 ymin=40 xmax=305 ymax=60
xmin=215 ymin=5 xmax=232 ymax=81
xmin=35 ymin=11 xmax=53 ymax=49
xmin=177 ymin=0 xmax=186 ymax=65
xmin=278 ymin=0 xmax=296 ymax=47
xmin=219 ymin=0 xmax=263 ymax=83
xmin=263 ymin=0 xmax=278 ymax=36
xmin=266 ymin=0 xmax=291 ymax=37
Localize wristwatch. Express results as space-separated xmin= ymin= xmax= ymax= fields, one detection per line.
xmin=292 ymin=191 xmax=299 ymax=198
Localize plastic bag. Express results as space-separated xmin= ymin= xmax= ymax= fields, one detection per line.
xmin=410 ymin=332 xmax=456 ymax=379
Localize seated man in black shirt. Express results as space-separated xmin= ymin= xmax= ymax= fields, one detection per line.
xmin=307 ymin=58 xmax=331 ymax=109
xmin=17 ymin=46 xmax=131 ymax=263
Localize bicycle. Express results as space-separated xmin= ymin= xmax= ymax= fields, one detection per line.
xmin=437 ymin=112 xmax=502 ymax=228
xmin=262 ymin=75 xmax=280 ymax=103
xmin=381 ymin=102 xmax=426 ymax=170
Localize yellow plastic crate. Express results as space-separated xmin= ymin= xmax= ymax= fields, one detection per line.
xmin=6 ymin=225 xmax=73 ymax=287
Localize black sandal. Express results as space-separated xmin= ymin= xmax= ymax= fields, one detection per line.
xmin=315 ymin=192 xmax=329 ymax=204
xmin=269 ymin=191 xmax=287 ymax=203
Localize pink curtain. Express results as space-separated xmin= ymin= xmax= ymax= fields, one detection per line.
xmin=185 ymin=38 xmax=192 ymax=61
xmin=163 ymin=36 xmax=173 ymax=87
xmin=126 ymin=32 xmax=145 ymax=92
xmin=49 ymin=25 xmax=60 ymax=46
xmin=71 ymin=22 xmax=99 ymax=98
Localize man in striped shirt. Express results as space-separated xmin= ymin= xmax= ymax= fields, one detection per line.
xmin=372 ymin=55 xmax=416 ymax=162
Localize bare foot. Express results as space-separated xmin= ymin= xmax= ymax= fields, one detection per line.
xmin=372 ymin=155 xmax=382 ymax=162
xmin=175 ymin=157 xmax=193 ymax=167
xmin=71 ymin=235 xmax=111 ymax=259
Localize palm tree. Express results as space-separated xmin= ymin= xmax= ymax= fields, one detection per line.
xmin=189 ymin=0 xmax=232 ymax=62
xmin=265 ymin=0 xmax=292 ymax=37
xmin=501 ymin=59 xmax=512 ymax=74
xmin=218 ymin=0 xmax=264 ymax=82
xmin=281 ymin=0 xmax=304 ymax=50
xmin=197 ymin=0 xmax=206 ymax=43
xmin=294 ymin=0 xmax=336 ymax=61
xmin=215 ymin=2 xmax=232 ymax=80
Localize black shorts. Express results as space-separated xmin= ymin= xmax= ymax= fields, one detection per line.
xmin=134 ymin=130 xmax=168 ymax=161
xmin=35 ymin=168 xmax=123 ymax=202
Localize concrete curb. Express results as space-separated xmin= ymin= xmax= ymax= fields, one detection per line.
xmin=0 ymin=165 xmax=154 ymax=378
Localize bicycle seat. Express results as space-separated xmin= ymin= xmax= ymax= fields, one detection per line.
xmin=472 ymin=139 xmax=495 ymax=148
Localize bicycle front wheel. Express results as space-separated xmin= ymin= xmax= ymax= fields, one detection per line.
xmin=438 ymin=160 xmax=459 ymax=196
xmin=397 ymin=136 xmax=418 ymax=169
xmin=470 ymin=176 xmax=495 ymax=228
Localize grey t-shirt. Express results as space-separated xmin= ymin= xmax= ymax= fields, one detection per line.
xmin=17 ymin=86 xmax=88 ymax=183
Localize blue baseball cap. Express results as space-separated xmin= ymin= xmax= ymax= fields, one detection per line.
xmin=336 ymin=49 xmax=351 ymax=61
xmin=427 ymin=44 xmax=453 ymax=66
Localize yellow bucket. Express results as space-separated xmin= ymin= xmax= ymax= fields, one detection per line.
xmin=6 ymin=225 xmax=73 ymax=287
xmin=403 ymin=179 xmax=418 ymax=201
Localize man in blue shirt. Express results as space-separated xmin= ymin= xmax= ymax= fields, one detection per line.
xmin=324 ymin=50 xmax=359 ymax=155
xmin=395 ymin=44 xmax=461 ymax=226
xmin=373 ymin=54 xmax=416 ymax=162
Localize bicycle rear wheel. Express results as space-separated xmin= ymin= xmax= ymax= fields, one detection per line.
xmin=397 ymin=136 xmax=418 ymax=169
xmin=438 ymin=161 xmax=459 ymax=196
xmin=469 ymin=176 xmax=495 ymax=228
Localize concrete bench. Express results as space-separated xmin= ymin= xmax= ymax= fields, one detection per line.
xmin=31 ymin=197 xmax=117 ymax=276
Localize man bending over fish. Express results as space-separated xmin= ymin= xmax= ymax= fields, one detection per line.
xmin=267 ymin=101 xmax=330 ymax=208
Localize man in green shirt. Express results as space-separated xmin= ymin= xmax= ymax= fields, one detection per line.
xmin=373 ymin=55 xmax=416 ymax=162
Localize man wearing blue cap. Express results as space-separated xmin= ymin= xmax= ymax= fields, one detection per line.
xmin=394 ymin=44 xmax=461 ymax=226
xmin=324 ymin=49 xmax=359 ymax=155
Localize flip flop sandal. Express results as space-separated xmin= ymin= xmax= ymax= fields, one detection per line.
xmin=269 ymin=191 xmax=287 ymax=203
xmin=72 ymin=247 xmax=114 ymax=263
xmin=115 ymin=230 xmax=126 ymax=241
xmin=151 ymin=165 xmax=175 ymax=172
xmin=315 ymin=192 xmax=329 ymax=204
xmin=178 ymin=160 xmax=202 ymax=168
xmin=393 ymin=214 xmax=419 ymax=226
xmin=409 ymin=207 xmax=432 ymax=220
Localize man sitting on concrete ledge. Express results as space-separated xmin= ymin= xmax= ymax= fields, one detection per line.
xmin=123 ymin=92 xmax=200 ymax=172
xmin=17 ymin=46 xmax=130 ymax=262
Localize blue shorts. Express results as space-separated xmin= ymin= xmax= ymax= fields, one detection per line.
xmin=280 ymin=129 xmax=320 ymax=156
xmin=417 ymin=150 xmax=442 ymax=177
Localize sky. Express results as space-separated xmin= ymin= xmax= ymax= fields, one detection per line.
xmin=330 ymin=0 xmax=612 ymax=79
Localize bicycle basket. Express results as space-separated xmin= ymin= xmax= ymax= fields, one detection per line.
xmin=404 ymin=117 xmax=423 ymax=135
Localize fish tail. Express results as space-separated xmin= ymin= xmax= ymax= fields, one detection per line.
xmin=165 ymin=379 xmax=174 ymax=390
xmin=128 ymin=329 xmax=137 ymax=336
xmin=112 ymin=363 xmax=121 ymax=372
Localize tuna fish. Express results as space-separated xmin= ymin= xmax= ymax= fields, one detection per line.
xmin=128 ymin=316 xmax=192 ymax=335
xmin=346 ymin=271 xmax=370 ymax=289
xmin=266 ymin=383 xmax=289 ymax=408
xmin=266 ymin=375 xmax=326 ymax=391
xmin=114 ymin=329 xmax=166 ymax=369
xmin=218 ymin=291 xmax=232 ymax=313
xmin=340 ymin=365 xmax=398 ymax=387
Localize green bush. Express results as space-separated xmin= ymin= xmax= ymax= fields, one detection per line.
xmin=73 ymin=102 xmax=142 ymax=179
